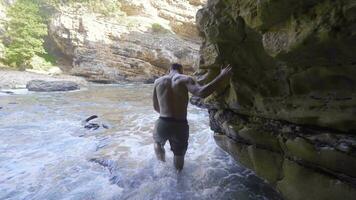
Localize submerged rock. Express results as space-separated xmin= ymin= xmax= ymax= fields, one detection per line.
xmin=84 ymin=123 xmax=101 ymax=131
xmin=0 ymin=90 xmax=14 ymax=94
xmin=26 ymin=80 xmax=79 ymax=92
xmin=82 ymin=115 xmax=109 ymax=131
xmin=84 ymin=115 xmax=98 ymax=123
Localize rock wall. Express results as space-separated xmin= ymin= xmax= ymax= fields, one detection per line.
xmin=49 ymin=0 xmax=205 ymax=83
xmin=195 ymin=0 xmax=356 ymax=199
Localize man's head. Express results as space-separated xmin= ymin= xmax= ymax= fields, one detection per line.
xmin=170 ymin=63 xmax=183 ymax=74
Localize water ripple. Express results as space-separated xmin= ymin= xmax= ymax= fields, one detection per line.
xmin=0 ymin=84 xmax=281 ymax=200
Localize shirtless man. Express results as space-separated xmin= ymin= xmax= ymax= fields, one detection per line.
xmin=152 ymin=63 xmax=232 ymax=171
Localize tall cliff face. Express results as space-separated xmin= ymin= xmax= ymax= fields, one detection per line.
xmin=48 ymin=0 xmax=206 ymax=83
xmin=195 ymin=0 xmax=356 ymax=199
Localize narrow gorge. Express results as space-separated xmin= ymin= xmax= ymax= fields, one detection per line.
xmin=1 ymin=0 xmax=356 ymax=200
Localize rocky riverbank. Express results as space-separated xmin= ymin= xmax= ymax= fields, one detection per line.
xmin=0 ymin=68 xmax=87 ymax=90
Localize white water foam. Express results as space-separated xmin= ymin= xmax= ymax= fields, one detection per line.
xmin=0 ymin=84 xmax=281 ymax=200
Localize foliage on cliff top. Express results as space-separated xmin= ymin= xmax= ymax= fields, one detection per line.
xmin=4 ymin=0 xmax=48 ymax=69
xmin=48 ymin=0 xmax=122 ymax=17
xmin=151 ymin=23 xmax=170 ymax=34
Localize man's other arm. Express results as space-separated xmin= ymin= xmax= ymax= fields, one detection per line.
xmin=185 ymin=66 xmax=232 ymax=98
xmin=153 ymin=85 xmax=160 ymax=113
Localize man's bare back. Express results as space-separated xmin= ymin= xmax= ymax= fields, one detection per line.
xmin=153 ymin=74 xmax=190 ymax=120
xmin=152 ymin=63 xmax=232 ymax=171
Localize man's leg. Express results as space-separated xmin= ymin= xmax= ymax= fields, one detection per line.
xmin=154 ymin=142 xmax=165 ymax=162
xmin=153 ymin=119 xmax=166 ymax=162
xmin=171 ymin=123 xmax=189 ymax=172
xmin=174 ymin=155 xmax=184 ymax=172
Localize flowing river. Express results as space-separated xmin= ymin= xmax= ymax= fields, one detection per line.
xmin=0 ymin=84 xmax=281 ymax=200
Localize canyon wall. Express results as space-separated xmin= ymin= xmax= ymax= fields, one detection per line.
xmin=194 ymin=0 xmax=356 ymax=199
xmin=48 ymin=0 xmax=205 ymax=83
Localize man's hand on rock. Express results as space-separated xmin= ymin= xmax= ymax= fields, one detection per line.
xmin=219 ymin=64 xmax=233 ymax=79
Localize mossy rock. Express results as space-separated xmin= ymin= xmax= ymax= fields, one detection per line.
xmin=277 ymin=159 xmax=356 ymax=200
xmin=247 ymin=145 xmax=283 ymax=184
xmin=214 ymin=134 xmax=283 ymax=184
xmin=151 ymin=23 xmax=169 ymax=34
xmin=214 ymin=134 xmax=254 ymax=169
xmin=239 ymin=127 xmax=281 ymax=152
xmin=285 ymin=137 xmax=356 ymax=178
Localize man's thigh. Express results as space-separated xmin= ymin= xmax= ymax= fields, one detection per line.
xmin=169 ymin=124 xmax=189 ymax=156
xmin=153 ymin=119 xmax=169 ymax=145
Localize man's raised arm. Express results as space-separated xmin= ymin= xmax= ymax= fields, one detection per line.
xmin=185 ymin=65 xmax=233 ymax=98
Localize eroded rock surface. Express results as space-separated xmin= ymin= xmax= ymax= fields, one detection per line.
xmin=49 ymin=1 xmax=205 ymax=83
xmin=209 ymin=109 xmax=356 ymax=200
xmin=195 ymin=0 xmax=356 ymax=199
xmin=196 ymin=0 xmax=356 ymax=131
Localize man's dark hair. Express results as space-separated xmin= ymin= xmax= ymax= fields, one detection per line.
xmin=171 ymin=63 xmax=183 ymax=71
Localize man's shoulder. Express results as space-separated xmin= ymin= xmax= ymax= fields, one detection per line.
xmin=154 ymin=75 xmax=171 ymax=86
xmin=154 ymin=76 xmax=168 ymax=82
xmin=154 ymin=74 xmax=193 ymax=86
xmin=174 ymin=74 xmax=193 ymax=82
xmin=177 ymin=75 xmax=195 ymax=85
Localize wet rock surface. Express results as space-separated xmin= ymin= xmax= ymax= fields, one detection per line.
xmin=196 ymin=0 xmax=356 ymax=131
xmin=26 ymin=80 xmax=79 ymax=92
xmin=195 ymin=0 xmax=356 ymax=199
xmin=82 ymin=115 xmax=109 ymax=131
xmin=209 ymin=109 xmax=356 ymax=200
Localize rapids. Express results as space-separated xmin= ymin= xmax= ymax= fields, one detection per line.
xmin=0 ymin=84 xmax=281 ymax=200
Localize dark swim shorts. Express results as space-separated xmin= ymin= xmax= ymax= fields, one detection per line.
xmin=153 ymin=117 xmax=189 ymax=156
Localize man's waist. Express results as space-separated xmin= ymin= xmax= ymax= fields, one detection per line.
xmin=159 ymin=116 xmax=187 ymax=123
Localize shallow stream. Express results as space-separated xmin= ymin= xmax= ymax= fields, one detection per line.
xmin=0 ymin=84 xmax=281 ymax=200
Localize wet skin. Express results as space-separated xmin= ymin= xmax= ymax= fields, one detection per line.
xmin=153 ymin=65 xmax=233 ymax=171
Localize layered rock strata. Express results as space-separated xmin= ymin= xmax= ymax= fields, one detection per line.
xmin=49 ymin=1 xmax=205 ymax=83
xmin=209 ymin=109 xmax=356 ymax=200
xmin=194 ymin=0 xmax=356 ymax=199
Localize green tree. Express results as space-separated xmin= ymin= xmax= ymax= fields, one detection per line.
xmin=5 ymin=0 xmax=47 ymax=68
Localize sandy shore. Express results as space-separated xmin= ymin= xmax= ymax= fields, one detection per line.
xmin=0 ymin=68 xmax=88 ymax=89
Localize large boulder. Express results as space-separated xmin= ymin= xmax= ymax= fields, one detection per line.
xmin=195 ymin=0 xmax=356 ymax=199
xmin=26 ymin=80 xmax=79 ymax=92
